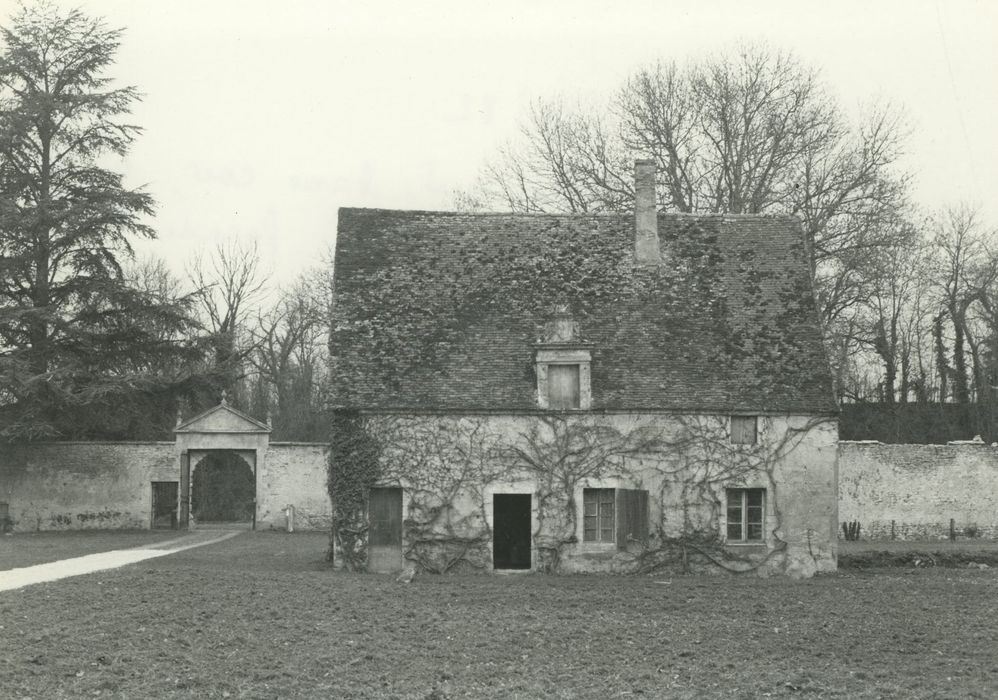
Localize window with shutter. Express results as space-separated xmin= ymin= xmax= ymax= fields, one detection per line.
xmin=725 ymin=488 xmax=765 ymax=542
xmin=730 ymin=416 xmax=758 ymax=445
xmin=547 ymin=364 xmax=580 ymax=409
xmin=583 ymin=488 xmax=649 ymax=548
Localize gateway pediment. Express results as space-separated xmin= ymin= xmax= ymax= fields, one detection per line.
xmin=175 ymin=399 xmax=270 ymax=435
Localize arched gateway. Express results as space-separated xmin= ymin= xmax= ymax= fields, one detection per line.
xmin=173 ymin=397 xmax=271 ymax=530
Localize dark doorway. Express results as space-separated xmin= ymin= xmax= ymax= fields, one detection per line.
xmin=368 ymin=487 xmax=403 ymax=573
xmin=493 ymin=493 xmax=532 ymax=569
xmin=151 ymin=481 xmax=179 ymax=529
xmin=191 ymin=452 xmax=255 ymax=525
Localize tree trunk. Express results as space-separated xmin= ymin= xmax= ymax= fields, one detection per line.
xmin=935 ymin=314 xmax=948 ymax=402
xmin=899 ymin=350 xmax=910 ymax=404
xmin=952 ymin=310 xmax=970 ymax=404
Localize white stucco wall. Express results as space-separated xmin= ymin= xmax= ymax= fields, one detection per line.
xmin=336 ymin=412 xmax=838 ymax=577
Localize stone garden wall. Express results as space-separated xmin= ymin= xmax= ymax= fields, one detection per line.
xmin=838 ymin=441 xmax=998 ymax=540
xmin=0 ymin=441 xmax=330 ymax=532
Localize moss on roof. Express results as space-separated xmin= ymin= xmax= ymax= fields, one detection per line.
xmin=331 ymin=208 xmax=836 ymax=414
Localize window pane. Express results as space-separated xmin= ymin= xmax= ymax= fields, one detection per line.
xmin=548 ymin=365 xmax=580 ymax=409
xmin=747 ymin=489 xmax=764 ymax=540
xmin=726 ymin=488 xmax=745 ymax=542
xmin=726 ymin=491 xmax=742 ymax=521
xmin=727 ymin=488 xmax=766 ymax=542
xmin=583 ymin=488 xmax=614 ymax=542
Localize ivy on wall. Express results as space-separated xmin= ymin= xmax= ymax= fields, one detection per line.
xmin=327 ymin=410 xmax=382 ymax=569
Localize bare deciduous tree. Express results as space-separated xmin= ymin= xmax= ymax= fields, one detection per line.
xmin=929 ymin=205 xmax=998 ymax=403
xmin=248 ymin=273 xmax=328 ymax=439
xmin=462 ymin=45 xmax=911 ymax=399
xmin=186 ymin=239 xmax=266 ymax=404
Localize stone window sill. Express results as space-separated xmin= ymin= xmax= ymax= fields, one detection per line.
xmin=724 ymin=542 xmax=768 ymax=552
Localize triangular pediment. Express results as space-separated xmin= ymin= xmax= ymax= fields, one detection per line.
xmin=175 ymin=402 xmax=270 ymax=434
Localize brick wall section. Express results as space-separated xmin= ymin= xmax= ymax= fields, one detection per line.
xmin=0 ymin=442 xmax=176 ymax=531
xmin=838 ymin=441 xmax=998 ymax=540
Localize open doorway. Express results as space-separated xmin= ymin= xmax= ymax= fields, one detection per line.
xmin=190 ymin=451 xmax=255 ymax=528
xmin=493 ymin=493 xmax=532 ymax=569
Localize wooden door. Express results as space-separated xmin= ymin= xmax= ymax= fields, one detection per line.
xmin=368 ymin=487 xmax=403 ymax=573
xmin=151 ymin=481 xmax=179 ymax=529
xmin=179 ymin=452 xmax=190 ymax=529
xmin=493 ymin=493 xmax=532 ymax=569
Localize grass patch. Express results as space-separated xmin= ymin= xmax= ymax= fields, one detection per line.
xmin=839 ymin=540 xmax=998 ymax=569
xmin=1 ymin=532 xmax=997 ymax=699
xmin=0 ymin=530 xmax=185 ymax=570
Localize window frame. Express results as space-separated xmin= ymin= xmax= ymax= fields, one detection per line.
xmin=582 ymin=488 xmax=615 ymax=543
xmin=725 ymin=487 xmax=766 ymax=543
xmin=580 ymin=486 xmax=649 ymax=550
xmin=535 ymin=348 xmax=592 ymax=410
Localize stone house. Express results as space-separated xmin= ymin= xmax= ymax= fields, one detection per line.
xmin=328 ymin=160 xmax=838 ymax=577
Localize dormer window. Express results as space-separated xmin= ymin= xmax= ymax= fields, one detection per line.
xmin=535 ymin=306 xmax=592 ymax=410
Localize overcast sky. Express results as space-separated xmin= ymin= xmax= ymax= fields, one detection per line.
xmin=6 ymin=0 xmax=997 ymax=287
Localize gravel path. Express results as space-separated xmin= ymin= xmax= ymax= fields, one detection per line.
xmin=0 ymin=530 xmax=242 ymax=592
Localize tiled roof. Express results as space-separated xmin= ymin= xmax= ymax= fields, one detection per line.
xmin=331 ymin=208 xmax=837 ymax=414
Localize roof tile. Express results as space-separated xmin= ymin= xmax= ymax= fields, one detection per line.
xmin=331 ymin=208 xmax=836 ymax=414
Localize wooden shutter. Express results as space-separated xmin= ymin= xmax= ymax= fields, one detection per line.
xmin=731 ymin=416 xmax=757 ymax=445
xmin=548 ymin=364 xmax=580 ymax=409
xmin=615 ymin=489 xmax=649 ymax=550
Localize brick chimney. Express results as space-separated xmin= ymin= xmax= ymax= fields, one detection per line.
xmin=634 ymin=159 xmax=659 ymax=264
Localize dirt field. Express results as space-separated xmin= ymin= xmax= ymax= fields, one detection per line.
xmin=2 ymin=532 xmax=997 ymax=699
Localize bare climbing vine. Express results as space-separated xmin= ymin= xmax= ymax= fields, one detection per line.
xmin=328 ymin=411 xmax=834 ymax=575
xmin=631 ymin=414 xmax=833 ymax=574
xmin=503 ymin=416 xmax=671 ymax=572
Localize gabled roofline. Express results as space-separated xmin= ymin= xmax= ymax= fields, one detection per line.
xmin=174 ymin=402 xmax=271 ymax=434
xmin=338 ymin=206 xmax=801 ymax=222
